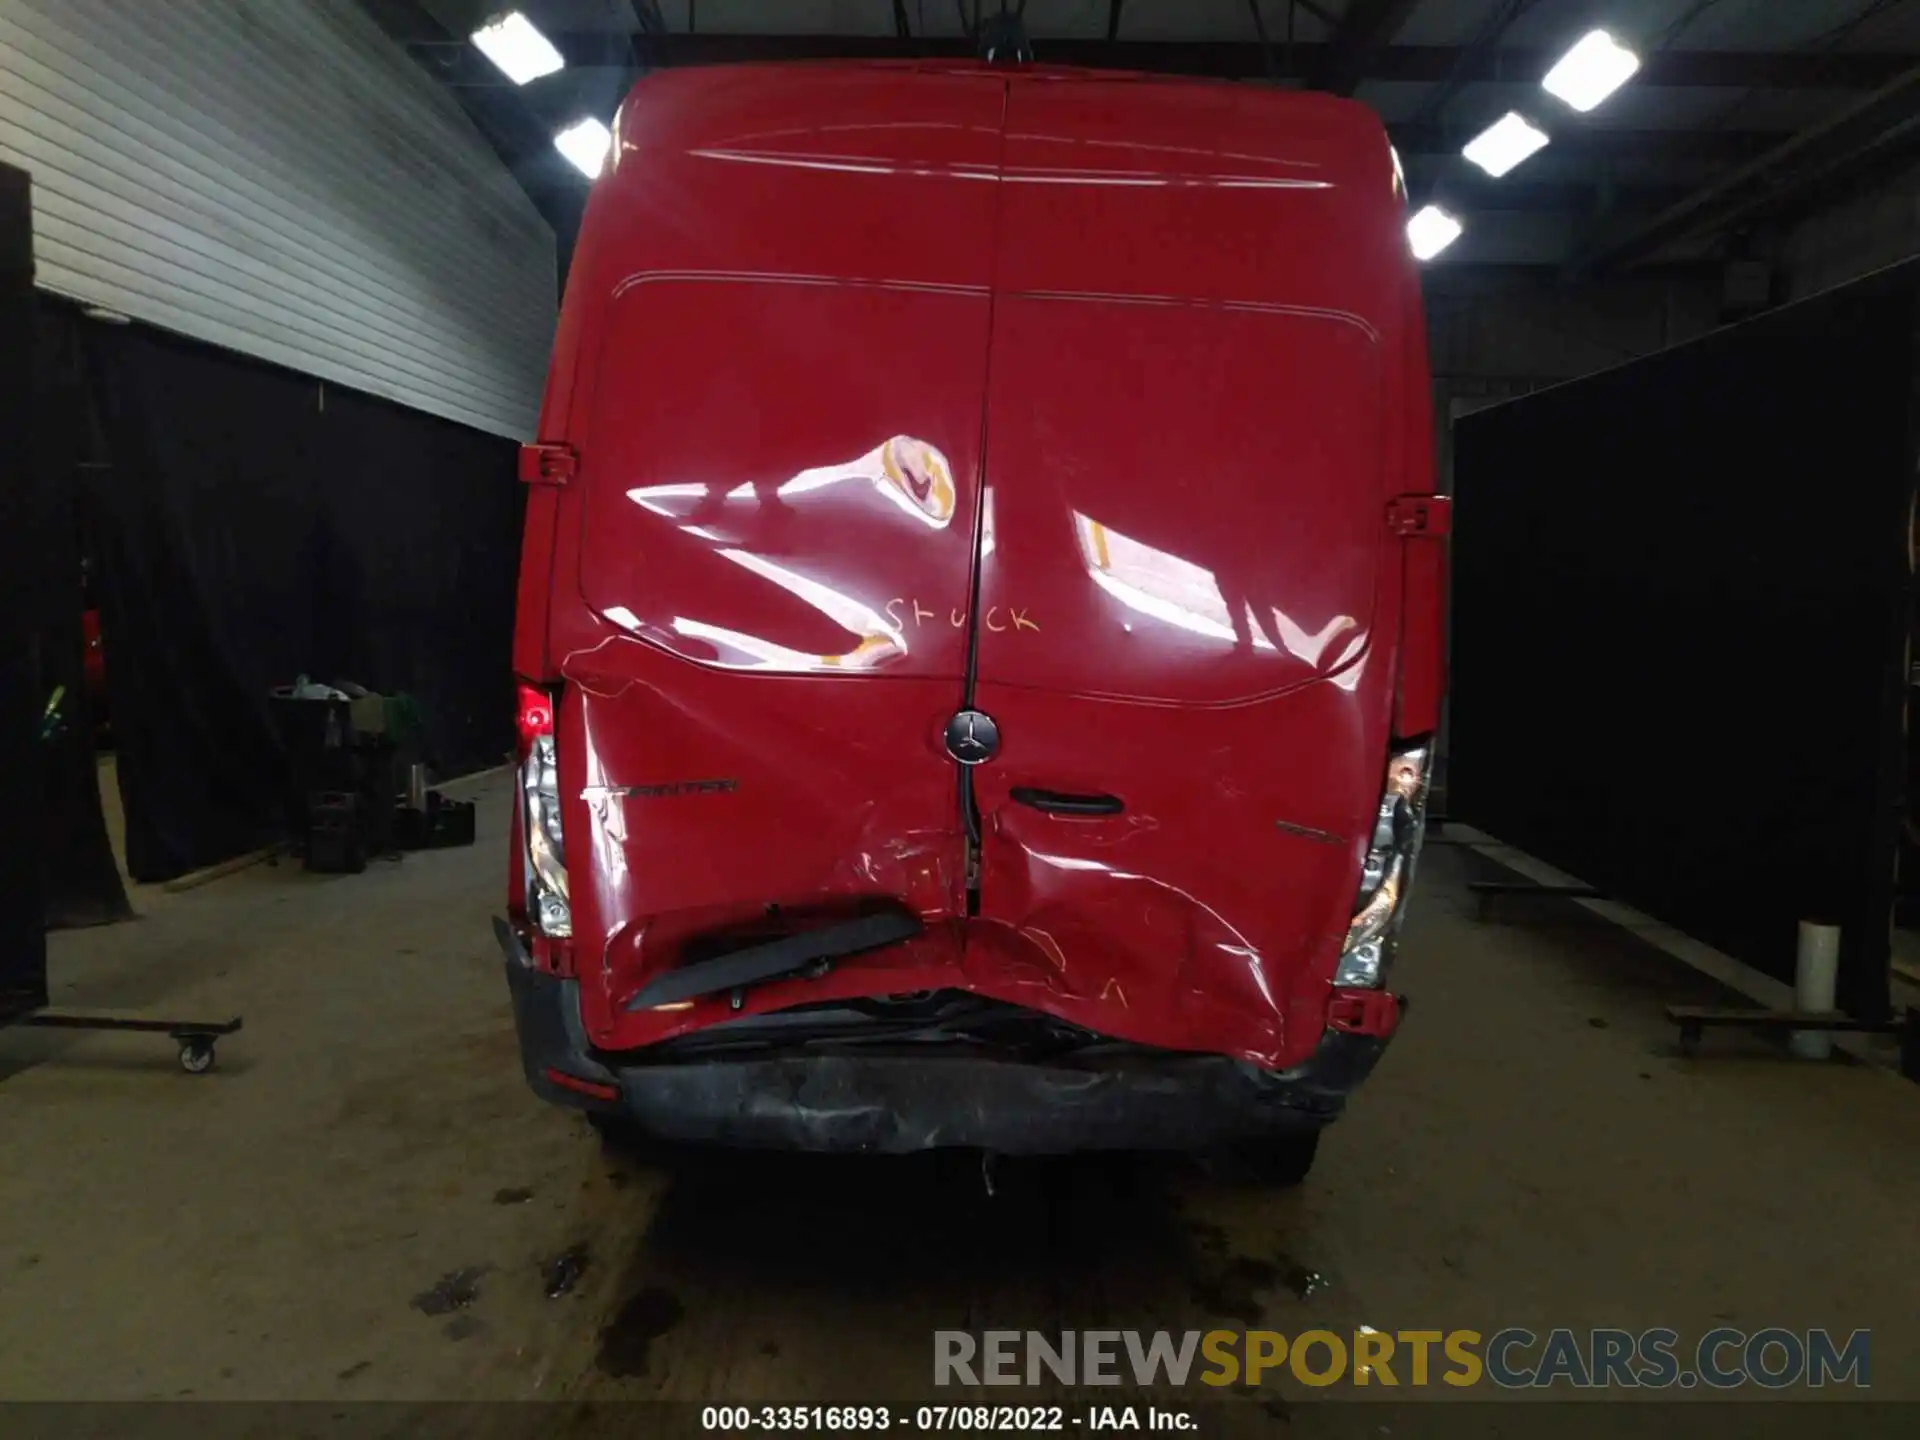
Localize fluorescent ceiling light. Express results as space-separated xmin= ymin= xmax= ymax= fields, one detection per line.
xmin=555 ymin=117 xmax=613 ymax=179
xmin=470 ymin=11 xmax=564 ymax=86
xmin=1407 ymin=205 xmax=1463 ymax=262
xmin=1542 ymin=30 xmax=1641 ymax=113
xmin=1462 ymin=112 xmax=1550 ymax=178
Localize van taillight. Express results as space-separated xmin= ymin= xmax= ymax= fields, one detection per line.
xmin=517 ymin=682 xmax=569 ymax=938
xmin=1333 ymin=739 xmax=1433 ymax=989
xmin=516 ymin=682 xmax=555 ymax=754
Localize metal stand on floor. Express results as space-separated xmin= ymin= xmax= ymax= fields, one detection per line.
xmin=13 ymin=1010 xmax=243 ymax=1073
xmin=1667 ymin=1005 xmax=1920 ymax=1081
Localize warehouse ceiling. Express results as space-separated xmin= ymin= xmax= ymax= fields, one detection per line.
xmin=357 ymin=0 xmax=1920 ymax=275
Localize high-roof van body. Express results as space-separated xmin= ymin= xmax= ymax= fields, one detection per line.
xmin=497 ymin=62 xmax=1445 ymax=1165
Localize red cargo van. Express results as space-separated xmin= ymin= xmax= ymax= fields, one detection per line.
xmin=497 ymin=62 xmax=1445 ymax=1174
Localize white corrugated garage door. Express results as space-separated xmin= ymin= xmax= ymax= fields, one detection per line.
xmin=0 ymin=0 xmax=555 ymax=439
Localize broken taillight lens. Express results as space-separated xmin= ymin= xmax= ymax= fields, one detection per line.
xmin=516 ymin=682 xmax=555 ymax=753
xmin=1333 ymin=740 xmax=1432 ymax=988
xmin=517 ymin=682 xmax=569 ymax=938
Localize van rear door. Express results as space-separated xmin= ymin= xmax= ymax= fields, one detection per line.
xmin=963 ymin=80 xmax=1405 ymax=1067
xmin=557 ymin=70 xmax=1004 ymax=1046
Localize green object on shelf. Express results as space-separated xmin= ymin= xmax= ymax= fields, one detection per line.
xmin=384 ymin=692 xmax=426 ymax=750
xmin=38 ymin=684 xmax=67 ymax=743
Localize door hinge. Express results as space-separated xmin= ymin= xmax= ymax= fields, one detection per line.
xmin=1388 ymin=495 xmax=1451 ymax=538
xmin=519 ymin=442 xmax=578 ymax=486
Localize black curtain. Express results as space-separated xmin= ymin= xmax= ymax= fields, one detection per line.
xmin=1450 ymin=264 xmax=1918 ymax=1021
xmin=5 ymin=175 xmax=130 ymax=982
xmin=31 ymin=307 xmax=132 ymax=928
xmin=1 ymin=164 xmax=50 ymax=1019
xmin=82 ymin=319 xmax=525 ymax=882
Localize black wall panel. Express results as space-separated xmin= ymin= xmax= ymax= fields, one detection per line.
xmin=1451 ymin=265 xmax=1918 ymax=1021
xmin=1 ymin=164 xmax=51 ymax=1017
xmin=32 ymin=307 xmax=133 ymax=930
xmin=77 ymin=311 xmax=525 ymax=883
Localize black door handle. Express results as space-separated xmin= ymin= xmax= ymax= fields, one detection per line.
xmin=1010 ymin=786 xmax=1124 ymax=817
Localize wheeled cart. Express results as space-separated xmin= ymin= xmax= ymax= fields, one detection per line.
xmin=12 ymin=1011 xmax=243 ymax=1073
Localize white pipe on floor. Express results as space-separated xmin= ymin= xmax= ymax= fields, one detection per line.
xmin=1449 ymin=826 xmax=1912 ymax=1071
xmin=1790 ymin=921 xmax=1841 ymax=1061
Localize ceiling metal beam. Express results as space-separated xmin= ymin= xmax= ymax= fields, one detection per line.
xmin=1582 ymin=61 xmax=1920 ymax=272
xmin=466 ymin=32 xmax=1916 ymax=90
xmin=1407 ymin=0 xmax=1534 ymax=127
xmin=1427 ymin=175 xmax=1698 ymax=216
xmin=357 ymin=0 xmax=588 ymax=281
xmin=1309 ymin=0 xmax=1423 ymax=96
xmin=1388 ymin=123 xmax=1783 ymax=166
xmin=629 ymin=0 xmax=668 ymax=66
xmin=1245 ymin=0 xmax=1275 ymax=79
xmin=361 ymin=0 xmax=566 ymax=188
xmin=420 ymin=61 xmax=1790 ymax=172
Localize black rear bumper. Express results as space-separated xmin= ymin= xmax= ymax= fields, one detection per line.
xmin=497 ymin=920 xmax=1396 ymax=1155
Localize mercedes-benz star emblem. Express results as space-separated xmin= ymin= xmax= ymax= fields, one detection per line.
xmin=944 ymin=709 xmax=1000 ymax=766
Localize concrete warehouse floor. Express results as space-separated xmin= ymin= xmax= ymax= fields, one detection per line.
xmin=4 ymin=773 xmax=1920 ymax=1436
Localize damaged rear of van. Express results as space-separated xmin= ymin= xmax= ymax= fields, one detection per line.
xmin=497 ymin=61 xmax=1445 ymax=1173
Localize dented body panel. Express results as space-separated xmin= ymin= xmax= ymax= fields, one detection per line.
xmin=503 ymin=62 xmax=1441 ymax=1146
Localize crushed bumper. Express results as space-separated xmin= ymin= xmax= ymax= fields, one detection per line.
xmin=496 ymin=919 xmax=1398 ymax=1154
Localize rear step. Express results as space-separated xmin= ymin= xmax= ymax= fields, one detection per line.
xmin=625 ymin=911 xmax=924 ymax=1011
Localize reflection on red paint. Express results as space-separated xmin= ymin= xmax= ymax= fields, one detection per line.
xmin=506 ymin=63 xmax=1440 ymax=1139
